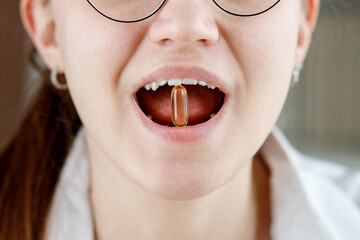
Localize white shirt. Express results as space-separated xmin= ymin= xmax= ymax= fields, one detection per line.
xmin=46 ymin=126 xmax=360 ymax=240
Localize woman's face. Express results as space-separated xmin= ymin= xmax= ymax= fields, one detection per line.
xmin=28 ymin=0 xmax=314 ymax=200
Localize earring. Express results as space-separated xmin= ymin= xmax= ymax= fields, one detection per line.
xmin=50 ymin=67 xmax=68 ymax=90
xmin=291 ymin=62 xmax=303 ymax=87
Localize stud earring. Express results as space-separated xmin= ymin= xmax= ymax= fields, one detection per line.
xmin=291 ymin=62 xmax=303 ymax=87
xmin=50 ymin=67 xmax=68 ymax=90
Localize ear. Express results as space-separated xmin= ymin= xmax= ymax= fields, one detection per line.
xmin=19 ymin=0 xmax=63 ymax=71
xmin=295 ymin=0 xmax=320 ymax=63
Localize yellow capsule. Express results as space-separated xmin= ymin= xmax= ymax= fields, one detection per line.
xmin=171 ymin=85 xmax=188 ymax=128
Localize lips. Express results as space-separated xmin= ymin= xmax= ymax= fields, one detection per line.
xmin=131 ymin=65 xmax=230 ymax=142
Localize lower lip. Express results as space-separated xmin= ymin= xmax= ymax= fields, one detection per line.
xmin=131 ymin=95 xmax=230 ymax=143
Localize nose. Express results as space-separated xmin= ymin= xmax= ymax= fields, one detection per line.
xmin=148 ymin=0 xmax=219 ymax=46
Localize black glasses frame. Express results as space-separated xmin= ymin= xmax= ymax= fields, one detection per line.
xmin=212 ymin=0 xmax=281 ymax=17
xmin=86 ymin=0 xmax=281 ymax=23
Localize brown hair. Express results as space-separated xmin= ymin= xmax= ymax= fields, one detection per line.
xmin=0 ymin=47 xmax=82 ymax=240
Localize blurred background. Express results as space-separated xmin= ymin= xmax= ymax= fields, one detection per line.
xmin=0 ymin=0 xmax=359 ymax=165
xmin=277 ymin=0 xmax=360 ymax=166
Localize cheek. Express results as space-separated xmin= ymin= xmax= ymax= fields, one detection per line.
xmin=227 ymin=1 xmax=299 ymax=108
xmin=59 ymin=4 xmax=145 ymax=84
xmin=53 ymin=0 xmax=147 ymax=129
xmin=220 ymin=2 xmax=300 ymax=157
xmin=228 ymin=10 xmax=299 ymax=88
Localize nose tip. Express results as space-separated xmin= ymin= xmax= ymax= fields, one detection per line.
xmin=148 ymin=0 xmax=219 ymax=46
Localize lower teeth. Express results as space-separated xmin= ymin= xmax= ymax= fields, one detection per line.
xmin=146 ymin=112 xmax=217 ymax=122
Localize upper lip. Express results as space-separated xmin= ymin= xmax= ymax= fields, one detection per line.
xmin=132 ymin=65 xmax=231 ymax=96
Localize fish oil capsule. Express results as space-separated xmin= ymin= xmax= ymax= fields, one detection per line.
xmin=171 ymin=85 xmax=188 ymax=128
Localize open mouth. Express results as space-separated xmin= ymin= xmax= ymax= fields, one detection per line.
xmin=135 ymin=78 xmax=225 ymax=127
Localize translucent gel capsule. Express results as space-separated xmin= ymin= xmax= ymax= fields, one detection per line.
xmin=171 ymin=85 xmax=188 ymax=128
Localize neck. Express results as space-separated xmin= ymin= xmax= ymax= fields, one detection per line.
xmin=88 ymin=141 xmax=270 ymax=240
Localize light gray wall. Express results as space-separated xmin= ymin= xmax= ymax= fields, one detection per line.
xmin=277 ymin=0 xmax=360 ymax=166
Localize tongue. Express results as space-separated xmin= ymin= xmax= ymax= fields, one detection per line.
xmin=136 ymin=85 xmax=225 ymax=126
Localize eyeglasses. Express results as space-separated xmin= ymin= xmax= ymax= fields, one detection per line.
xmin=86 ymin=0 xmax=281 ymax=23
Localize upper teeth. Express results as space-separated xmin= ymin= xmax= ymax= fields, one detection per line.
xmin=144 ymin=78 xmax=216 ymax=91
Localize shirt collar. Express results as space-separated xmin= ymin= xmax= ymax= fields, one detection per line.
xmin=46 ymin=127 xmax=94 ymax=240
xmin=260 ymin=126 xmax=334 ymax=240
xmin=46 ymin=126 xmax=336 ymax=240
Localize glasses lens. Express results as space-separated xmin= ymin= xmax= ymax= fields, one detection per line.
xmin=213 ymin=0 xmax=280 ymax=16
xmin=88 ymin=0 xmax=165 ymax=22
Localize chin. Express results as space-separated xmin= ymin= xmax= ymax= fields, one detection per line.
xmin=150 ymin=182 xmax=217 ymax=202
xmin=138 ymin=161 xmax=225 ymax=201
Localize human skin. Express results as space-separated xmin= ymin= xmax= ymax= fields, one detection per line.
xmin=20 ymin=0 xmax=319 ymax=239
